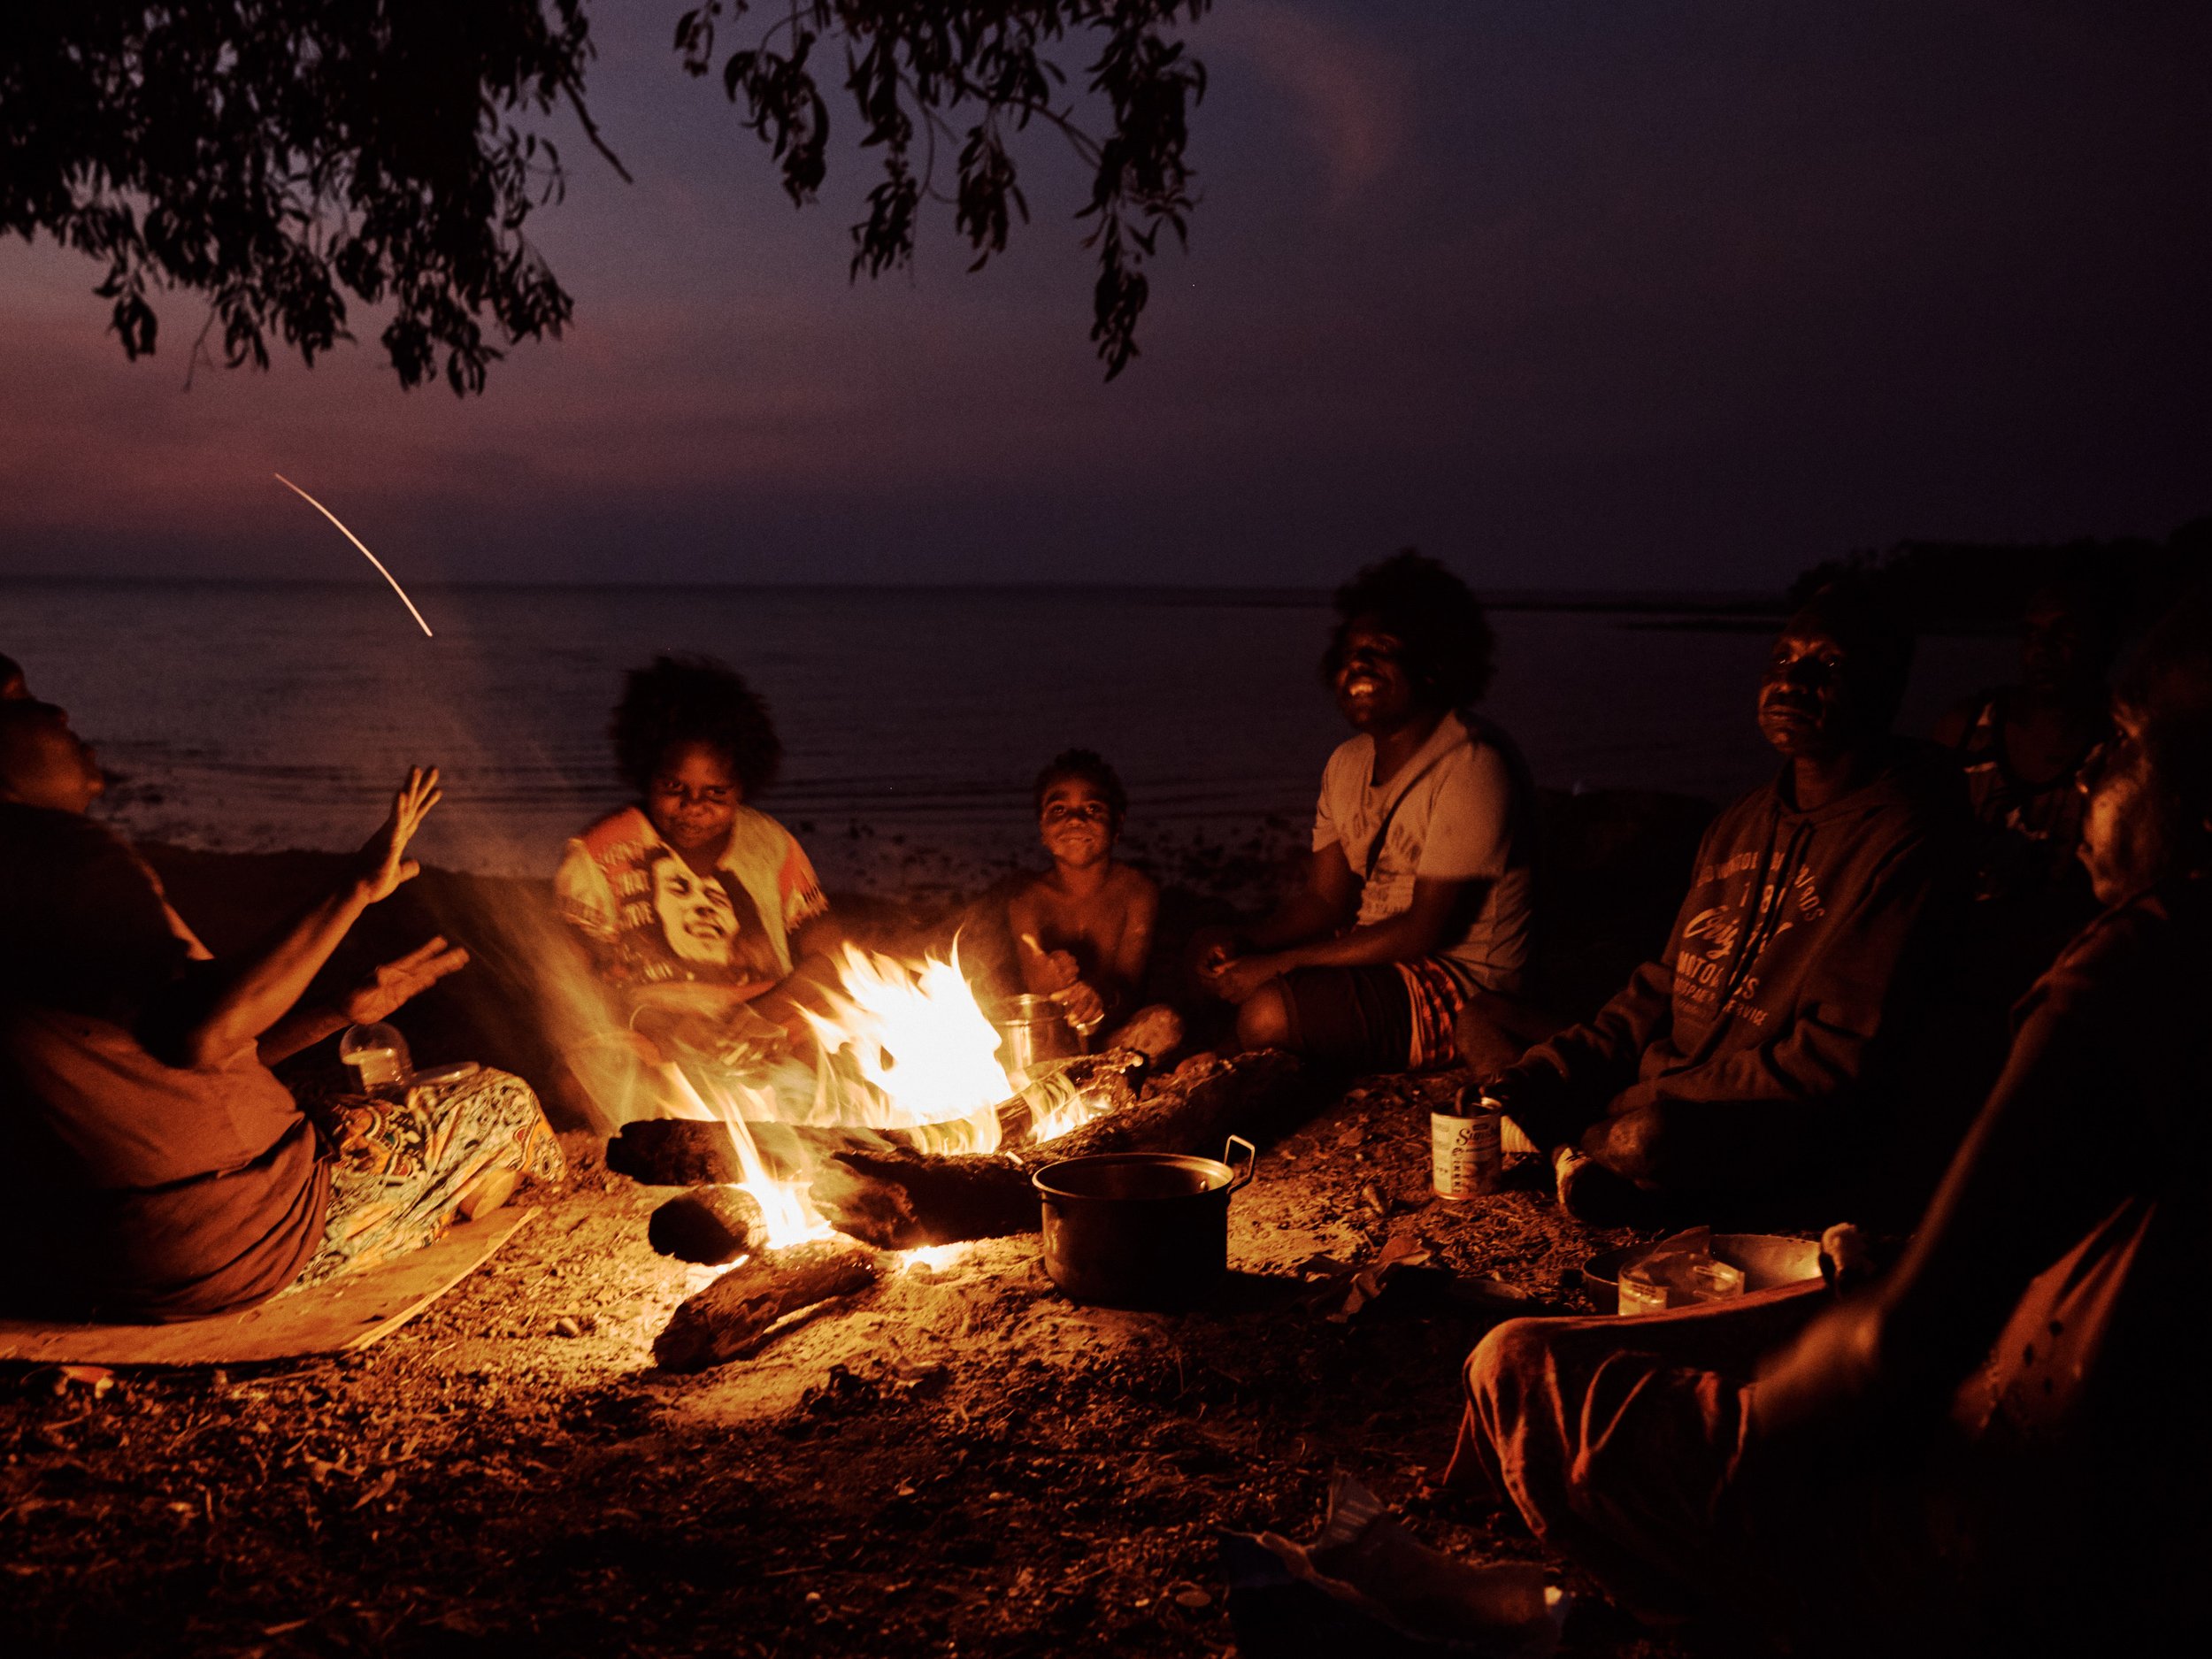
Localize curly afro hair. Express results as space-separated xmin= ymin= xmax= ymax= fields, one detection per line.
xmin=611 ymin=655 xmax=782 ymax=799
xmin=1033 ymin=748 xmax=1128 ymax=821
xmin=1322 ymin=549 xmax=1497 ymax=708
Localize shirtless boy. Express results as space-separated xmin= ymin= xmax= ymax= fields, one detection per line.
xmin=1006 ymin=750 xmax=1159 ymax=1039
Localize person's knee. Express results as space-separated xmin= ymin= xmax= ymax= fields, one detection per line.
xmin=1235 ymin=982 xmax=1294 ymax=1051
xmin=1465 ymin=1317 xmax=1555 ymax=1417
xmin=1591 ymin=1102 xmax=1677 ymax=1187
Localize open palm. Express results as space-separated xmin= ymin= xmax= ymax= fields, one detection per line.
xmin=359 ymin=766 xmax=442 ymax=902
xmin=343 ymin=936 xmax=471 ymax=1025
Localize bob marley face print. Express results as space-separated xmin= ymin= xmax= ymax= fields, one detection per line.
xmin=649 ymin=851 xmax=738 ymax=966
xmin=557 ymin=803 xmax=820 ymax=995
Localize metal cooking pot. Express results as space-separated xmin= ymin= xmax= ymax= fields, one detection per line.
xmin=996 ymin=993 xmax=1080 ymax=1087
xmin=1033 ymin=1137 xmax=1256 ymax=1310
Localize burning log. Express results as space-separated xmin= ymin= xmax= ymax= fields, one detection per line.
xmin=604 ymin=1051 xmax=1153 ymax=1187
xmin=653 ymin=1237 xmax=886 ymax=1371
xmin=810 ymin=1050 xmax=1323 ymax=1249
xmin=607 ymin=1117 xmax=749 ymax=1187
xmin=646 ymin=1186 xmax=767 ymax=1265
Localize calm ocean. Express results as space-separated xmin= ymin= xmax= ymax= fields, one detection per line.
xmin=0 ymin=582 xmax=2016 ymax=894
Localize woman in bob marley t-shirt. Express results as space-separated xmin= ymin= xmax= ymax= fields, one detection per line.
xmin=556 ymin=657 xmax=841 ymax=1119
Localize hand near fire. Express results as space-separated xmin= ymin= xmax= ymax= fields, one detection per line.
xmin=342 ymin=936 xmax=471 ymax=1025
xmin=1016 ymin=934 xmax=1082 ymax=995
xmin=1051 ymin=979 xmax=1107 ymax=1036
xmin=1210 ymin=953 xmax=1285 ymax=1005
xmin=357 ymin=766 xmax=442 ymax=902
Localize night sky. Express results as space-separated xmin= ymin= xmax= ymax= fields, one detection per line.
xmin=2 ymin=1 xmax=2208 ymax=592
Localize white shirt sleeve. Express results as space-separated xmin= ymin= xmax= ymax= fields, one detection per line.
xmin=1312 ymin=742 xmax=1354 ymax=853
xmin=554 ymin=839 xmax=618 ymax=941
xmin=1411 ymin=743 xmax=1513 ymax=882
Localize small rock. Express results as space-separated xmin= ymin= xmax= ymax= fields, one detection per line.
xmin=552 ymin=1317 xmax=583 ymax=1339
xmin=1173 ymin=1587 xmax=1212 ymax=1611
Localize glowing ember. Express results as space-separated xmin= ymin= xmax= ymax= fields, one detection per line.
xmin=800 ymin=943 xmax=1012 ymax=1154
xmin=665 ymin=1069 xmax=831 ymax=1250
xmin=1030 ymin=1087 xmax=1111 ymax=1143
xmin=901 ymin=1241 xmax=975 ymax=1274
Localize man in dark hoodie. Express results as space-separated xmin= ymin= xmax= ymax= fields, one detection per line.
xmin=1449 ymin=585 xmax=2212 ymax=1655
xmin=1486 ymin=588 xmax=1959 ymax=1220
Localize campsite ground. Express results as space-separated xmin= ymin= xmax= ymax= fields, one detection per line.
xmin=1 ymin=1076 xmax=1697 ymax=1659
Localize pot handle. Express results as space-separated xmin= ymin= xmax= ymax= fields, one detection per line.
xmin=1223 ymin=1135 xmax=1257 ymax=1193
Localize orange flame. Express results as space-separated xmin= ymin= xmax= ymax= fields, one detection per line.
xmin=799 ymin=943 xmax=1012 ymax=1155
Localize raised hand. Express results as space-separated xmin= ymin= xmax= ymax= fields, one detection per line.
xmin=358 ymin=766 xmax=442 ymax=902
xmin=342 ymin=935 xmax=471 ymax=1025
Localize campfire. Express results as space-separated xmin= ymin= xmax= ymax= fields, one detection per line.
xmin=653 ymin=941 xmax=1116 ymax=1257
xmin=611 ymin=943 xmax=1319 ymax=1371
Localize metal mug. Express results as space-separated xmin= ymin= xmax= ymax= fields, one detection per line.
xmin=996 ymin=993 xmax=1080 ymax=1087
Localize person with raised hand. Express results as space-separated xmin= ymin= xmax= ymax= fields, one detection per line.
xmin=0 ymin=716 xmax=560 ymax=1322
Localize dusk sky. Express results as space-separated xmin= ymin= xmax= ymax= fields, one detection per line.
xmin=3 ymin=1 xmax=2208 ymax=592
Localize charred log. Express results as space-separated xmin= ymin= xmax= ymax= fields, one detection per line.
xmin=810 ymin=1050 xmax=1322 ymax=1249
xmin=606 ymin=1052 xmax=1155 ymax=1188
xmin=606 ymin=1118 xmax=746 ymax=1187
xmin=646 ymin=1186 xmax=766 ymax=1265
xmin=652 ymin=1238 xmax=886 ymax=1371
xmin=809 ymin=1147 xmax=1039 ymax=1251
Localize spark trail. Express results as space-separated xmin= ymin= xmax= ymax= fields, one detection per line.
xmin=273 ymin=473 xmax=435 ymax=638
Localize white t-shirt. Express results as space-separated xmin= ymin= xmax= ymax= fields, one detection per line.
xmin=1311 ymin=711 xmax=1535 ymax=994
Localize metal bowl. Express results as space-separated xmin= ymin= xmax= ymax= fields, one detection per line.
xmin=1581 ymin=1233 xmax=1823 ymax=1304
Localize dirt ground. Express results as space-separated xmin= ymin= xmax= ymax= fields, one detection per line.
xmin=2 ymin=1071 xmax=1709 ymax=1659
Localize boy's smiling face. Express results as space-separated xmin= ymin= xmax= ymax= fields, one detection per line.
xmin=1040 ymin=777 xmax=1116 ymax=869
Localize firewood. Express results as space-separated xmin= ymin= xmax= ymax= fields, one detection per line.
xmin=992 ymin=1049 xmax=1147 ymax=1148
xmin=808 ymin=1148 xmax=1039 ymax=1250
xmin=652 ymin=1238 xmax=886 ymax=1371
xmin=605 ymin=1051 xmax=1154 ymax=1187
xmin=809 ymin=1050 xmax=1323 ymax=1249
xmin=606 ymin=1118 xmax=747 ymax=1187
xmin=646 ymin=1186 xmax=766 ymax=1265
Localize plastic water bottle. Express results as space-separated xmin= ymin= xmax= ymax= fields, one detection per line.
xmin=339 ymin=1022 xmax=412 ymax=1095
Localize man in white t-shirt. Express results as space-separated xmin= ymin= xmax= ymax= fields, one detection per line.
xmin=1195 ymin=552 xmax=1540 ymax=1071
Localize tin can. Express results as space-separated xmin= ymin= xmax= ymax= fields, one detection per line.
xmin=1432 ymin=1092 xmax=1502 ymax=1201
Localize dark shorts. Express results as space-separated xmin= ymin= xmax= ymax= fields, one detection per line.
xmin=1277 ymin=958 xmax=1468 ymax=1071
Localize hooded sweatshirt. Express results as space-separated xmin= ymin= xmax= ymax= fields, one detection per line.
xmin=1500 ymin=748 xmax=1962 ymax=1191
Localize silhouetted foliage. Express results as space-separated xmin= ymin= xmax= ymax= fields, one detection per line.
xmin=1786 ymin=518 xmax=2212 ymax=635
xmin=676 ymin=1 xmax=1207 ymax=380
xmin=0 ymin=2 xmax=1207 ymax=392
xmin=0 ymin=2 xmax=606 ymax=394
